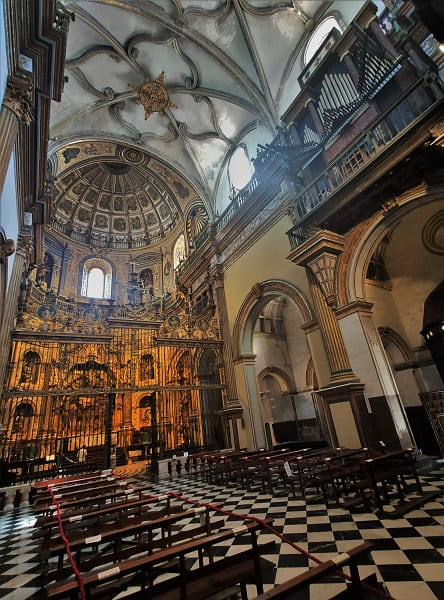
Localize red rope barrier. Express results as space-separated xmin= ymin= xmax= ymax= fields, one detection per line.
xmin=47 ymin=487 xmax=87 ymax=600
xmin=162 ymin=491 xmax=396 ymax=600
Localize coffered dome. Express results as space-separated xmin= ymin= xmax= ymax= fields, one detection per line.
xmin=50 ymin=142 xmax=197 ymax=249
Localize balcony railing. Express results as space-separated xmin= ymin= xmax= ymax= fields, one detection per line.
xmin=287 ymin=72 xmax=442 ymax=248
xmin=215 ymin=176 xmax=260 ymax=233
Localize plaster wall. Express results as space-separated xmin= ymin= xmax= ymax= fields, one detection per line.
xmin=223 ymin=215 xmax=311 ymax=331
xmin=282 ymin=302 xmax=312 ymax=389
xmin=253 ymin=335 xmax=292 ymax=384
xmin=363 ymin=201 xmax=444 ymax=393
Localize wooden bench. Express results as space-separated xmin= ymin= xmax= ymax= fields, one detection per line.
xmin=343 ymin=448 xmax=435 ymax=515
xmin=35 ymin=475 xmax=121 ymax=504
xmin=33 ymin=487 xmax=171 ymax=541
xmin=33 ymin=471 xmax=111 ymax=490
xmin=46 ymin=518 xmax=275 ymax=600
xmin=42 ymin=503 xmax=225 ymax=583
xmin=34 ymin=480 xmax=130 ymax=512
xmin=286 ymin=448 xmax=372 ymax=504
xmin=251 ymin=542 xmax=374 ymax=600
xmin=35 ymin=487 xmax=135 ymax=518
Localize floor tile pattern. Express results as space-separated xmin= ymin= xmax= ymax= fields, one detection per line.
xmin=0 ymin=464 xmax=443 ymax=600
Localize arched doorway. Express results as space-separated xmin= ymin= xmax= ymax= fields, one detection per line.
xmin=233 ymin=280 xmax=323 ymax=449
xmin=380 ymin=328 xmax=440 ymax=455
xmin=340 ymin=191 xmax=444 ymax=452
xmin=254 ymin=296 xmax=323 ymax=448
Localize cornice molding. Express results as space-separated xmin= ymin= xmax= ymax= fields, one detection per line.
xmin=335 ymin=300 xmax=374 ymax=319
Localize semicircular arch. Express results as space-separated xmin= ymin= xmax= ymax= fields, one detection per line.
xmin=337 ymin=186 xmax=444 ymax=306
xmin=233 ymin=279 xmax=314 ymax=357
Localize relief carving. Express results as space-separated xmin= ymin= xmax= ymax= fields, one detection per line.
xmin=3 ymin=76 xmax=34 ymax=125
xmin=0 ymin=239 xmax=15 ymax=263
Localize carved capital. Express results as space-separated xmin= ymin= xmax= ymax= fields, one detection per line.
xmin=3 ymin=76 xmax=34 ymax=125
xmin=16 ymin=236 xmax=33 ymax=259
xmin=210 ymin=265 xmax=224 ymax=290
xmin=287 ymin=228 xmax=345 ymax=267
xmin=0 ymin=239 xmax=15 ymax=263
xmin=307 ymin=252 xmax=339 ymax=308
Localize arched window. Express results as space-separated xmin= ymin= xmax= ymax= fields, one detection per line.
xmin=86 ymin=267 xmax=105 ymax=298
xmin=12 ymin=402 xmax=34 ymax=434
xmin=173 ymin=234 xmax=186 ymax=270
xmin=304 ymin=16 xmax=342 ymax=66
xmin=228 ymin=146 xmax=253 ymax=192
xmin=80 ymin=257 xmax=113 ymax=299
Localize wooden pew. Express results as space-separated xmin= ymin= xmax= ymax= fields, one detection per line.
xmin=251 ymin=542 xmax=374 ymax=600
xmin=33 ymin=487 xmax=168 ymax=541
xmin=35 ymin=487 xmax=133 ymax=518
xmin=33 ymin=471 xmax=111 ymax=490
xmin=34 ymin=480 xmax=131 ymax=512
xmin=42 ymin=503 xmax=225 ymax=582
xmin=286 ymin=448 xmax=372 ymax=504
xmin=46 ymin=518 xmax=275 ymax=600
xmin=343 ymin=448 xmax=435 ymax=515
xmin=35 ymin=476 xmax=120 ymax=504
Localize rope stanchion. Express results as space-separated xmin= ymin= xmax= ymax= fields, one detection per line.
xmin=162 ymin=490 xmax=396 ymax=600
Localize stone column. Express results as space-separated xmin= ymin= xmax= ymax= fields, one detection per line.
xmin=233 ymin=355 xmax=267 ymax=450
xmin=289 ymin=230 xmax=356 ymax=384
xmin=0 ymin=76 xmax=33 ymax=198
xmin=336 ymin=301 xmax=415 ymax=450
xmin=0 ymin=235 xmax=33 ymax=396
xmin=211 ymin=266 xmax=243 ymax=448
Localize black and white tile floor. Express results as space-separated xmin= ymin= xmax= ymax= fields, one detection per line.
xmin=0 ymin=465 xmax=443 ymax=600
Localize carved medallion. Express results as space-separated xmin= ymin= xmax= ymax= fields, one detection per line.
xmin=131 ymin=72 xmax=177 ymax=119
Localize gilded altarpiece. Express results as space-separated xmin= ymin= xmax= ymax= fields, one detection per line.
xmin=0 ymin=286 xmax=227 ymax=480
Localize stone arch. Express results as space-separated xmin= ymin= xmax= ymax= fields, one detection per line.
xmin=257 ymin=366 xmax=293 ymax=393
xmin=378 ymin=327 xmax=415 ymax=364
xmin=338 ymin=186 xmax=444 ymax=306
xmin=306 ymin=357 xmax=318 ymax=390
xmin=78 ymin=255 xmax=116 ymax=299
xmin=233 ymin=279 xmax=314 ymax=358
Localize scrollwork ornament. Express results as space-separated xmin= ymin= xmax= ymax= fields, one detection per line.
xmin=3 ymin=76 xmax=34 ymax=125
xmin=16 ymin=236 xmax=34 ymax=259
xmin=0 ymin=239 xmax=15 ymax=263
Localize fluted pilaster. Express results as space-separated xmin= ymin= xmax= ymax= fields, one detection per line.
xmin=0 ymin=76 xmax=33 ymax=198
xmin=211 ymin=266 xmax=240 ymax=407
xmin=306 ymin=269 xmax=354 ymax=382
xmin=288 ymin=228 xmax=356 ymax=384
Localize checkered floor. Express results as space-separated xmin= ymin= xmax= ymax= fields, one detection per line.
xmin=0 ymin=464 xmax=443 ymax=600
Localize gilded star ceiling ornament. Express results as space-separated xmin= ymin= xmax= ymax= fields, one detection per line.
xmin=131 ymin=72 xmax=177 ymax=119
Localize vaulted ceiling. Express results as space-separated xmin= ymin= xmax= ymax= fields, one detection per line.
xmin=49 ymin=0 xmax=333 ymax=246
